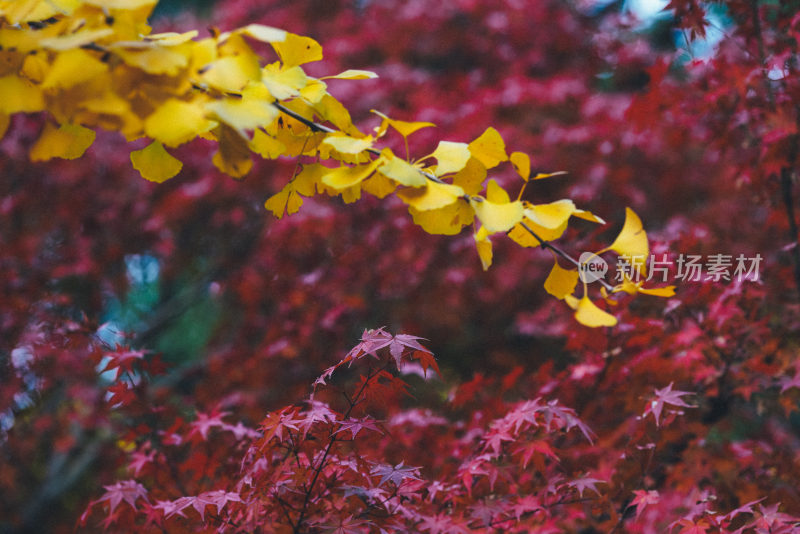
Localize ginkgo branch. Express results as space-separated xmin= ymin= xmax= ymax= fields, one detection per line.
xmin=272 ymin=101 xmax=336 ymax=134
xmin=272 ymin=102 xmax=613 ymax=292
xmin=519 ymin=222 xmax=614 ymax=291
xmin=271 ymin=101 xmax=448 ymax=185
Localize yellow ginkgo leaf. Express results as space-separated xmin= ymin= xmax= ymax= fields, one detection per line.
xmin=532 ymin=171 xmax=568 ymax=180
xmin=30 ymin=122 xmax=95 ymax=161
xmin=39 ymin=28 xmax=114 ymax=50
xmin=262 ymin=64 xmax=308 ymax=100
xmin=299 ymin=79 xmax=328 ymax=103
xmin=0 ymin=75 xmax=44 ymax=114
xmin=112 ymin=45 xmax=190 ymax=75
xmin=144 ymin=98 xmax=215 ymax=147
xmin=130 ymin=140 xmax=182 ymax=183
xmin=612 ymin=276 xmax=676 ymax=297
xmin=361 ymin=173 xmax=396 ymax=199
xmin=430 ymin=140 xmax=471 ymax=176
xmin=378 ymin=149 xmax=427 ymax=187
xmin=271 ymin=33 xmax=323 ymax=67
xmin=212 ymin=124 xmax=253 ymax=178
xmin=409 ymin=200 xmax=473 ymax=235
xmin=471 ymin=179 xmax=524 ymax=233
xmin=451 ymin=157 xmax=486 ymax=195
xmin=508 ymin=217 xmax=569 ymax=248
xmin=525 ymin=199 xmax=576 ymax=229
xmin=0 ymin=0 xmax=54 ymax=23
xmin=293 ymin=163 xmax=326 ymax=196
xmin=45 ymin=0 xmax=81 ymax=11
xmin=206 ymin=97 xmax=279 ymax=137
xmin=145 ymin=30 xmax=199 ymax=46
xmin=566 ymin=295 xmax=618 ymax=328
xmin=22 ymin=53 xmax=48 ymax=83
xmin=251 ymin=129 xmax=287 ymax=159
xmin=201 ymin=54 xmax=261 ymax=93
xmin=80 ymin=90 xmax=130 ymax=117
xmin=573 ymin=209 xmax=605 ymax=224
xmin=84 ymin=0 xmax=157 ymax=9
xmin=638 ymin=285 xmax=676 ymax=297
xmin=321 ymin=159 xmax=381 ymax=190
xmin=474 ymin=226 xmax=493 ymax=271
xmin=603 ymin=207 xmax=649 ymax=275
xmin=265 ymin=183 xmax=303 ymax=218
xmin=468 ymin=126 xmax=508 ymax=169
xmin=510 ymin=151 xmax=530 ymax=181
xmin=371 ymin=110 xmax=435 ymax=138
xmin=238 ymin=24 xmax=287 ymax=43
xmin=397 ymin=181 xmax=465 ymax=211
xmin=322 ymin=69 xmax=378 ymax=80
xmin=314 ymin=94 xmax=362 ymax=137
xmin=189 ymin=38 xmax=218 ymax=72
xmin=41 ymin=48 xmax=108 ymax=90
xmin=544 ymin=261 xmax=580 ymax=300
xmin=322 ymin=134 xmax=374 ymax=155
xmin=340 ymin=184 xmax=362 ymax=204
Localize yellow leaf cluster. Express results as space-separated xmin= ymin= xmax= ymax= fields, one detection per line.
xmin=0 ymin=1 xmax=674 ymax=328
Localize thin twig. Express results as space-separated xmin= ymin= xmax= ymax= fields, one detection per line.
xmin=520 ymin=223 xmax=614 ymax=291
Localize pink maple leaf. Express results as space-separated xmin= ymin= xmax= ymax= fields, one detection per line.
xmin=128 ymin=449 xmax=156 ymax=477
xmin=482 ymin=425 xmax=515 ymax=455
xmin=675 ymin=519 xmax=710 ymax=534
xmin=189 ymin=410 xmax=230 ymax=440
xmin=334 ymin=416 xmax=382 ymax=439
xmin=348 ymin=327 xmax=394 ymax=360
xmin=96 ymin=480 xmax=148 ymax=514
xmin=630 ymin=489 xmax=659 ymax=519
xmin=567 ymin=475 xmax=604 ymax=497
xmin=154 ymin=496 xmax=193 ymax=518
xmin=299 ymin=399 xmax=338 ymax=436
xmin=513 ymin=439 xmax=558 ymax=469
xmin=723 ymin=497 xmax=765 ymax=522
xmin=511 ymin=494 xmax=542 ymax=521
xmin=388 ymin=333 xmax=429 ymax=365
xmin=188 ymin=490 xmax=242 ymax=520
xmin=418 ymin=513 xmax=469 ymax=534
xmin=643 ymin=382 xmax=694 ymax=426
xmin=370 ymin=461 xmax=421 ymax=487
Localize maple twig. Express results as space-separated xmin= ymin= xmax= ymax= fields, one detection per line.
xmin=292 ymin=362 xmax=388 ymax=533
